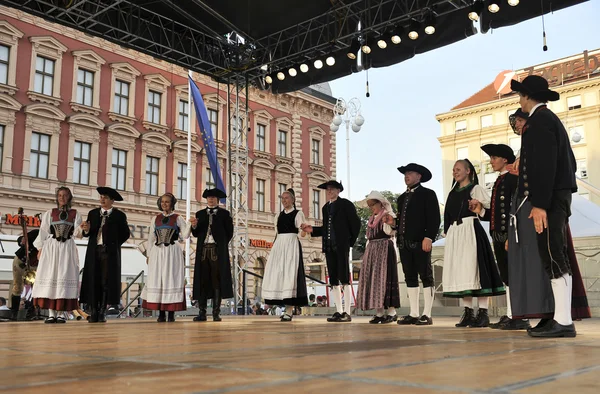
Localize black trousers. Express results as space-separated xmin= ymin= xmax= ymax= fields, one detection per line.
xmin=535 ymin=189 xmax=572 ymax=279
xmin=199 ymin=244 xmax=220 ymax=293
xmin=398 ymin=238 xmax=433 ymax=288
xmin=491 ymin=236 xmax=509 ymax=285
xmin=91 ymin=246 xmax=110 ymax=305
xmin=325 ymin=249 xmax=351 ymax=286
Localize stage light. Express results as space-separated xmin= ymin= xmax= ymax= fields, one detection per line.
xmin=265 ymin=75 xmax=273 ymax=84
xmin=508 ymin=0 xmax=519 ymax=6
xmin=300 ymin=63 xmax=309 ymax=73
xmin=361 ymin=42 xmax=371 ymax=54
xmin=314 ymin=59 xmax=323 ymax=69
xmin=408 ymin=21 xmax=420 ymax=40
xmin=326 ymin=56 xmax=335 ymax=66
xmin=346 ymin=39 xmax=360 ymax=59
xmin=488 ymin=0 xmax=500 ymax=13
xmin=277 ymin=72 xmax=285 ymax=80
xmin=424 ymin=13 xmax=436 ymax=35
xmin=288 ymin=67 xmax=297 ymax=77
xmin=377 ymin=37 xmax=387 ymax=49
xmin=469 ymin=0 xmax=484 ymax=21
xmin=391 ymin=26 xmax=403 ymax=44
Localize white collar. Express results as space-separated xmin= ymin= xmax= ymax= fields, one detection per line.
xmin=207 ymin=205 xmax=218 ymax=209
xmin=101 ymin=207 xmax=113 ymax=215
xmin=500 ymin=170 xmax=509 ymax=175
xmin=529 ymin=103 xmax=545 ymax=116
xmin=283 ymin=208 xmax=295 ymax=214
xmin=162 ymin=211 xmax=175 ymax=216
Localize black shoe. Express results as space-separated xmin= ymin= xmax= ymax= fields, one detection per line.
xmin=339 ymin=312 xmax=352 ymax=322
xmin=501 ymin=318 xmax=531 ymax=331
xmin=193 ymin=309 xmax=207 ymax=322
xmin=528 ymin=320 xmax=576 ymax=338
xmin=89 ymin=308 xmax=98 ymax=323
xmin=327 ymin=312 xmax=342 ymax=322
xmin=157 ymin=311 xmax=166 ymax=322
xmin=455 ymin=307 xmax=475 ymax=327
xmin=398 ymin=315 xmax=419 ymax=325
xmin=415 ymin=315 xmax=433 ymax=326
xmin=381 ymin=315 xmax=397 ymax=324
xmin=212 ymin=290 xmax=222 ymax=322
xmin=212 ymin=314 xmax=222 ymax=322
xmin=167 ymin=311 xmax=175 ymax=323
xmin=369 ymin=316 xmax=384 ymax=324
xmin=528 ymin=318 xmax=551 ymax=333
xmin=469 ymin=308 xmax=490 ymax=328
xmin=489 ymin=315 xmax=511 ymax=329
xmin=280 ymin=314 xmax=293 ymax=322
xmin=44 ymin=317 xmax=57 ymax=324
xmin=56 ymin=316 xmax=67 ymax=324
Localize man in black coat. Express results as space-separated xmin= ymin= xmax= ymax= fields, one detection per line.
xmin=510 ymin=75 xmax=578 ymax=338
xmin=80 ymin=187 xmax=130 ymax=323
xmin=471 ymin=144 xmax=529 ymax=330
xmin=302 ymin=180 xmax=361 ymax=323
xmin=10 ymin=229 xmax=39 ymax=320
xmin=385 ymin=164 xmax=440 ymax=326
xmin=190 ymin=188 xmax=233 ymax=322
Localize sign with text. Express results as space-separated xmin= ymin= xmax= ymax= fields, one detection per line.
xmin=523 ymin=50 xmax=599 ymax=87
xmin=250 ymin=239 xmax=273 ymax=249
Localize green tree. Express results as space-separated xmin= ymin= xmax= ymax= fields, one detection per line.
xmin=352 ymin=190 xmax=400 ymax=258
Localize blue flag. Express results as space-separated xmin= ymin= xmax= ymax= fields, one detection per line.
xmin=189 ymin=76 xmax=226 ymax=202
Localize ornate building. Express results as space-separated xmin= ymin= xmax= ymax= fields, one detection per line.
xmin=0 ymin=8 xmax=336 ymax=301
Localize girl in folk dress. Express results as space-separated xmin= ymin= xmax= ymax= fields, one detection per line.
xmin=442 ymin=160 xmax=505 ymax=328
xmin=33 ymin=187 xmax=82 ymax=324
xmin=357 ymin=191 xmax=401 ymax=324
xmin=142 ymin=193 xmax=191 ymax=322
xmin=261 ymin=189 xmax=308 ymax=322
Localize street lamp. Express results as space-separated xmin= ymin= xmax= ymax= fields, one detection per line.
xmin=329 ymin=97 xmax=364 ymax=201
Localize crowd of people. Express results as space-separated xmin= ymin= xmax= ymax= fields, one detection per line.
xmin=5 ymin=75 xmax=590 ymax=338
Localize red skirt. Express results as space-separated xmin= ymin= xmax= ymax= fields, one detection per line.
xmin=142 ymin=299 xmax=187 ymax=312
xmin=34 ymin=298 xmax=79 ymax=311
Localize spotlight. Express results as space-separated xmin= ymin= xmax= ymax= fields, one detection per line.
xmin=300 ymin=63 xmax=309 ymax=73
xmin=361 ymin=41 xmax=371 ymax=54
xmin=508 ymin=0 xmax=519 ymax=6
xmin=488 ymin=0 xmax=500 ymax=13
xmin=424 ymin=14 xmax=436 ymax=35
xmin=346 ymin=39 xmax=360 ymax=59
xmin=408 ymin=21 xmax=420 ymax=40
xmin=468 ymin=0 xmax=484 ymax=21
xmin=391 ymin=26 xmax=403 ymax=44
xmin=288 ymin=67 xmax=297 ymax=77
xmin=377 ymin=38 xmax=387 ymax=49
xmin=277 ymin=72 xmax=285 ymax=80
xmin=326 ymin=56 xmax=335 ymax=66
xmin=314 ymin=59 xmax=323 ymax=69
xmin=265 ymin=75 xmax=273 ymax=84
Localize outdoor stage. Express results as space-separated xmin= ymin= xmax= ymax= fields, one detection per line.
xmin=1 ymin=316 xmax=599 ymax=393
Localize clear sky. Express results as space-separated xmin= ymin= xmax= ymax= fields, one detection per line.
xmin=329 ymin=1 xmax=600 ymax=203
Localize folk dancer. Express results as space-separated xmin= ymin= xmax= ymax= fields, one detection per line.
xmin=387 ymin=163 xmax=441 ymax=326
xmin=10 ymin=229 xmax=39 ymax=320
xmin=302 ymin=180 xmax=361 ymax=323
xmin=190 ymin=188 xmax=233 ymax=322
xmin=142 ymin=193 xmax=191 ymax=322
xmin=358 ymin=191 xmax=401 ymax=324
xmin=442 ymin=160 xmax=505 ymax=328
xmin=261 ymin=189 xmax=309 ymax=321
xmin=80 ymin=187 xmax=131 ymax=323
xmin=32 ymin=187 xmax=82 ymax=324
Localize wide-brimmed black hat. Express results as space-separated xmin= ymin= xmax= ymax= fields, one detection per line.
xmin=317 ymin=180 xmax=344 ymax=192
xmin=202 ymin=188 xmax=227 ymax=199
xmin=97 ymin=187 xmax=123 ymax=201
xmin=397 ymin=163 xmax=432 ymax=183
xmin=481 ymin=144 xmax=516 ymax=164
xmin=510 ymin=75 xmax=560 ymax=102
xmin=512 ymin=108 xmax=529 ymax=119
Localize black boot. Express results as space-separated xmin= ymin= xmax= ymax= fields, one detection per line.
xmin=455 ymin=307 xmax=475 ymax=327
xmin=193 ymin=293 xmax=208 ymax=322
xmin=212 ymin=290 xmax=222 ymax=322
xmin=157 ymin=311 xmax=166 ymax=322
xmin=167 ymin=311 xmax=175 ymax=322
xmin=469 ymin=308 xmax=490 ymax=328
xmin=10 ymin=295 xmax=21 ymax=321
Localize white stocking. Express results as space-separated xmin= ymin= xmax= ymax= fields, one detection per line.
xmin=375 ymin=308 xmax=384 ymax=317
xmin=463 ymin=297 xmax=473 ymax=309
xmin=478 ymin=297 xmax=489 ymax=310
xmin=343 ymin=285 xmax=353 ymax=315
xmin=48 ymin=309 xmax=56 ymax=318
xmin=505 ymin=287 xmax=512 ymax=319
xmin=551 ymin=274 xmax=573 ymax=326
xmin=331 ymin=286 xmax=343 ymax=314
xmin=386 ymin=307 xmax=397 ymax=316
xmin=407 ymin=287 xmax=420 ymax=317
xmin=422 ymin=287 xmax=434 ymax=318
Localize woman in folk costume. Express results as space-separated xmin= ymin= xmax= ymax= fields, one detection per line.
xmin=506 ymin=109 xmax=590 ymax=334
xmin=32 ymin=187 xmax=82 ymax=324
xmin=442 ymin=159 xmax=505 ymax=328
xmin=357 ymin=191 xmax=400 ymax=324
xmin=262 ymin=189 xmax=309 ymax=321
xmin=142 ymin=193 xmax=191 ymax=322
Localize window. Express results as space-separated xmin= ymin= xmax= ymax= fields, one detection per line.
xmin=73 ymin=141 xmax=91 ymax=185
xmin=29 ymin=132 xmax=50 ymax=178
xmin=484 ymin=173 xmax=498 ymax=190
xmin=208 ymin=109 xmax=218 ymax=138
xmin=567 ymin=96 xmax=582 ymax=110
xmin=178 ymin=99 xmax=189 ymax=131
xmin=177 ymin=162 xmax=188 ymax=200
xmin=256 ymin=124 xmax=266 ymax=152
xmin=0 ymin=124 xmax=4 ymax=170
xmin=455 ymin=120 xmax=467 ymax=133
xmin=509 ymin=137 xmax=521 ymax=155
xmin=576 ymin=159 xmax=587 ymax=179
xmin=507 ymin=109 xmax=517 ymax=118
xmin=312 ymin=139 xmax=320 ymax=164
xmin=34 ymin=56 xmax=55 ymax=96
xmin=147 ymin=90 xmax=161 ymax=124
xmin=456 ymin=147 xmax=469 ymax=160
xmin=569 ymin=126 xmax=585 ymax=145
xmin=313 ymin=190 xmax=321 ymax=220
xmin=145 ymin=156 xmax=159 ymax=195
xmin=480 ymin=114 xmax=493 ymax=128
xmin=113 ymin=80 xmax=130 ymax=115
xmin=0 ymin=44 xmax=8 ymax=85
xmin=206 ymin=168 xmax=216 ymax=189
xmin=277 ymin=130 xmax=288 ymax=156
xmin=256 ymin=179 xmax=265 ymax=212
xmin=76 ymin=69 xmax=94 ymax=107
xmin=278 ymin=183 xmax=287 ymax=211
xmin=111 ymin=149 xmax=127 ymax=191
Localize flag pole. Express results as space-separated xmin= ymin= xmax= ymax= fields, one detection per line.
xmin=185 ymin=70 xmax=193 ymax=284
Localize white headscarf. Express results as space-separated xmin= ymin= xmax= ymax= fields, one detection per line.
xmin=358 ymin=190 xmax=396 ymax=218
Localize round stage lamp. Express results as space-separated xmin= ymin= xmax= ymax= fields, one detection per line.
xmin=326 ymin=56 xmax=335 ymax=66
xmin=288 ymin=67 xmax=297 ymax=77
xmin=488 ymin=1 xmax=500 ymax=13
xmin=300 ymin=63 xmax=309 ymax=73
xmin=377 ymin=38 xmax=387 ymax=49
xmin=508 ymin=0 xmax=519 ymax=6
xmin=277 ymin=72 xmax=285 ymax=80
xmin=361 ymin=44 xmax=371 ymax=54
xmin=265 ymin=75 xmax=273 ymax=84
xmin=314 ymin=59 xmax=324 ymax=69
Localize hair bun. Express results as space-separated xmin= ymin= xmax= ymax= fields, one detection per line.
xmin=286 ymin=188 xmax=295 ymax=196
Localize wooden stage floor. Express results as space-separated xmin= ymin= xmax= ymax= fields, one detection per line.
xmin=1 ymin=316 xmax=599 ymax=393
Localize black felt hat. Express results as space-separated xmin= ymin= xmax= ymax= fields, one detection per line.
xmin=512 ymin=108 xmax=529 ymax=119
xmin=510 ymin=75 xmax=560 ymax=102
xmin=202 ymin=188 xmax=227 ymax=199
xmin=317 ymin=180 xmax=344 ymax=192
xmin=397 ymin=163 xmax=432 ymax=183
xmin=481 ymin=144 xmax=516 ymax=164
xmin=96 ymin=187 xmax=123 ymax=201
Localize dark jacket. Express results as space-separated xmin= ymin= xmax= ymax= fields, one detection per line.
xmin=481 ymin=173 xmax=518 ymax=233
xmin=518 ymin=106 xmax=577 ymax=209
xmin=80 ymin=207 xmax=130 ymax=305
xmin=16 ymin=229 xmax=39 ymax=265
xmin=192 ymin=207 xmax=234 ymax=299
xmin=395 ymin=185 xmax=440 ymax=242
xmin=312 ymin=197 xmax=361 ymax=252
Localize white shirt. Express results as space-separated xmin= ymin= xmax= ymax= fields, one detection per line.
xmin=529 ymin=103 xmax=546 ymax=117
xmin=97 ymin=207 xmax=113 ymax=245
xmin=478 ymin=171 xmax=507 ymax=218
xmin=205 ymin=206 xmax=218 ymax=244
